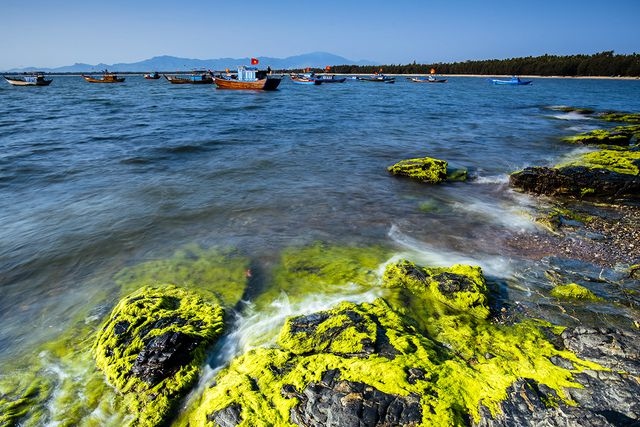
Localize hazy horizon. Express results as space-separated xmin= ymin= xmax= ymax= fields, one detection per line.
xmin=2 ymin=0 xmax=639 ymax=71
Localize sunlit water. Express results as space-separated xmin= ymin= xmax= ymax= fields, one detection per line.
xmin=2 ymin=75 xmax=639 ymax=373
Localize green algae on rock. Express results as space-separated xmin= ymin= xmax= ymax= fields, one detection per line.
xmin=556 ymin=149 xmax=640 ymax=176
xmin=93 ymin=285 xmax=225 ymax=427
xmin=114 ymin=244 xmax=249 ymax=308
xmin=550 ymin=283 xmax=602 ymax=301
xmin=182 ymin=292 xmax=602 ymax=427
xmin=383 ymin=260 xmax=490 ymax=319
xmin=387 ymin=156 xmax=449 ymax=183
xmin=561 ymin=128 xmax=632 ymax=146
xmin=598 ymin=111 xmax=640 ymax=124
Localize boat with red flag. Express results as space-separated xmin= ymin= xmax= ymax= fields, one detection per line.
xmin=214 ymin=59 xmax=281 ymax=90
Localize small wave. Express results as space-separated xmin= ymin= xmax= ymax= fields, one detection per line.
xmin=550 ymin=111 xmax=593 ymax=121
xmin=161 ymin=144 xmax=209 ymax=155
xmin=473 ymin=174 xmax=510 ymax=184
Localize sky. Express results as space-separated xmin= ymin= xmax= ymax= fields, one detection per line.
xmin=1 ymin=0 xmax=639 ymax=70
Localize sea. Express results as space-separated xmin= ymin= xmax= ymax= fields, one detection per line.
xmin=1 ymin=75 xmax=639 ymax=421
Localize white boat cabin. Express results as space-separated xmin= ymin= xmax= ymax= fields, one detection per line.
xmin=237 ymin=66 xmax=267 ymax=82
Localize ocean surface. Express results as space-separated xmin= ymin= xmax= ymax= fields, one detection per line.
xmin=1 ymin=75 xmax=639 ymax=418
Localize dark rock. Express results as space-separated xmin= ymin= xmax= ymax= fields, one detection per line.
xmin=131 ymin=331 xmax=202 ymax=385
xmin=208 ymin=403 xmax=243 ymax=427
xmin=288 ymin=369 xmax=422 ymax=427
xmin=509 ymin=166 xmax=640 ymax=202
xmin=476 ymin=328 xmax=640 ymax=426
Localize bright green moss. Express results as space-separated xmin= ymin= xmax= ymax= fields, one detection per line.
xmin=556 ymin=149 xmax=640 ymax=176
xmin=388 ymin=156 xmax=449 ymax=183
xmin=114 ymin=244 xmax=249 ymax=308
xmin=183 ymin=293 xmax=603 ymax=427
xmin=599 ymin=112 xmax=640 ymax=124
xmin=550 ymin=283 xmax=602 ymax=301
xmin=561 ymin=129 xmax=631 ymax=146
xmin=383 ymin=260 xmax=490 ymax=319
xmin=93 ymin=285 xmax=225 ymax=426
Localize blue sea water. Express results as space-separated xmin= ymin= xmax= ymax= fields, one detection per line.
xmin=1 ymin=75 xmax=639 ymax=367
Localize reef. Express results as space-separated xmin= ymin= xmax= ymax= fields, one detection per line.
xmin=93 ymin=285 xmax=225 ymax=426
xmin=177 ymin=259 xmax=640 ymax=427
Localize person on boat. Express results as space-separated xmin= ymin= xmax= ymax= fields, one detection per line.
xmin=267 ymin=66 xmax=272 ymax=74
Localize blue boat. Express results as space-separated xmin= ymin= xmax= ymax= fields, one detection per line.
xmin=357 ymin=74 xmax=395 ymax=83
xmin=316 ymin=75 xmax=346 ymax=83
xmin=290 ymin=73 xmax=321 ymax=85
xmin=490 ymin=76 xmax=532 ymax=85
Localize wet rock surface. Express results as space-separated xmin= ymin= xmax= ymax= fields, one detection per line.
xmin=509 ymin=166 xmax=640 ymax=202
xmin=476 ymin=328 xmax=640 ymax=427
xmin=287 ymin=369 xmax=423 ymax=427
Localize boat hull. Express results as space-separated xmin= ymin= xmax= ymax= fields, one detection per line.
xmin=214 ymin=77 xmax=281 ymax=90
xmin=3 ymin=76 xmax=52 ymax=86
xmin=491 ymin=78 xmax=532 ymax=85
xmin=409 ymin=77 xmax=447 ymax=83
xmin=163 ymin=75 xmax=214 ymax=84
xmin=82 ymin=75 xmax=125 ymax=83
xmin=358 ymin=76 xmax=395 ymax=83
xmin=291 ymin=77 xmax=321 ymax=85
xmin=316 ymin=76 xmax=346 ymax=83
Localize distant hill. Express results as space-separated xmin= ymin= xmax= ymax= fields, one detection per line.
xmin=6 ymin=52 xmax=375 ymax=73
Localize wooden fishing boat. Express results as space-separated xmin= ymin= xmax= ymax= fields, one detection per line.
xmin=358 ymin=74 xmax=395 ymax=83
xmin=409 ymin=76 xmax=447 ymax=83
xmin=82 ymin=71 xmax=125 ymax=83
xmin=144 ymin=72 xmax=160 ymax=80
xmin=163 ymin=71 xmax=213 ymax=84
xmin=290 ymin=73 xmax=321 ymax=85
xmin=214 ymin=66 xmax=281 ymax=90
xmin=3 ymin=73 xmax=52 ymax=86
xmin=490 ymin=76 xmax=532 ymax=85
xmin=316 ymin=75 xmax=346 ymax=83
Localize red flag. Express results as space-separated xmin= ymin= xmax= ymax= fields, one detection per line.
xmin=325 ymin=65 xmax=331 ymax=71
xmin=251 ymin=57 xmax=259 ymax=65
xmin=430 ymin=68 xmax=436 ymax=74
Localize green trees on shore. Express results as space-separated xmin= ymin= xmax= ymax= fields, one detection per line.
xmin=323 ymin=51 xmax=640 ymax=76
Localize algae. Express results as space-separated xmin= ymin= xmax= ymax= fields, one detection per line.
xmin=181 ymin=261 xmax=604 ymax=426
xmin=556 ymin=149 xmax=640 ymax=176
xmin=387 ymin=156 xmax=449 ymax=183
xmin=93 ymin=285 xmax=225 ymax=426
xmin=114 ymin=244 xmax=249 ymax=309
xmin=598 ymin=111 xmax=640 ymax=124
xmin=550 ymin=283 xmax=602 ymax=301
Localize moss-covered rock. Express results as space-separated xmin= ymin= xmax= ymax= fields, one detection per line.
xmin=561 ymin=128 xmax=632 ymax=146
xmin=383 ymin=260 xmax=490 ymax=319
xmin=598 ymin=111 xmax=640 ymax=124
xmin=550 ymin=283 xmax=602 ymax=301
xmin=114 ymin=244 xmax=249 ymax=309
xmin=510 ymin=148 xmax=640 ymax=202
xmin=388 ymin=156 xmax=449 ymax=183
xmin=93 ymin=285 xmax=225 ymax=426
xmin=182 ymin=292 xmax=602 ymax=427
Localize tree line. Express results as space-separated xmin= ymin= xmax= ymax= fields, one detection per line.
xmin=307 ymin=52 xmax=640 ymax=77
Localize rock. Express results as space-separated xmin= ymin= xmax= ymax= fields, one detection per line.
xmin=509 ymin=166 xmax=640 ymax=202
xmin=93 ymin=285 xmax=225 ymax=426
xmin=289 ymin=369 xmax=423 ymax=427
xmin=387 ymin=156 xmax=449 ymax=183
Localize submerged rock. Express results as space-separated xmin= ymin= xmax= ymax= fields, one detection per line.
xmin=94 ymin=285 xmax=225 ymax=426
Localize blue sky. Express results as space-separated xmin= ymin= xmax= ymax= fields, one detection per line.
xmin=2 ymin=0 xmax=639 ymax=70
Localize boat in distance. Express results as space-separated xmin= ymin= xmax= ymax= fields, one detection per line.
xmin=315 ymin=75 xmax=346 ymax=83
xmin=3 ymin=73 xmax=52 ymax=86
xmin=163 ymin=71 xmax=214 ymax=84
xmin=82 ymin=71 xmax=125 ymax=83
xmin=490 ymin=76 xmax=532 ymax=85
xmin=214 ymin=66 xmax=281 ymax=90
xmin=290 ymin=73 xmax=321 ymax=85
xmin=357 ymin=74 xmax=395 ymax=83
xmin=408 ymin=76 xmax=447 ymax=83
xmin=144 ymin=72 xmax=160 ymax=80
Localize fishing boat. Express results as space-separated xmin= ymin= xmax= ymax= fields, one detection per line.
xmin=163 ymin=71 xmax=214 ymax=84
xmin=315 ymin=75 xmax=346 ymax=83
xmin=82 ymin=71 xmax=125 ymax=83
xmin=490 ymin=76 xmax=532 ymax=85
xmin=3 ymin=73 xmax=52 ymax=86
xmin=144 ymin=72 xmax=160 ymax=80
xmin=290 ymin=73 xmax=321 ymax=85
xmin=408 ymin=75 xmax=447 ymax=83
xmin=214 ymin=65 xmax=281 ymax=90
xmin=358 ymin=74 xmax=395 ymax=83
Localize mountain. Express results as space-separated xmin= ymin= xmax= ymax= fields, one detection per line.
xmin=6 ymin=52 xmax=375 ymax=73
